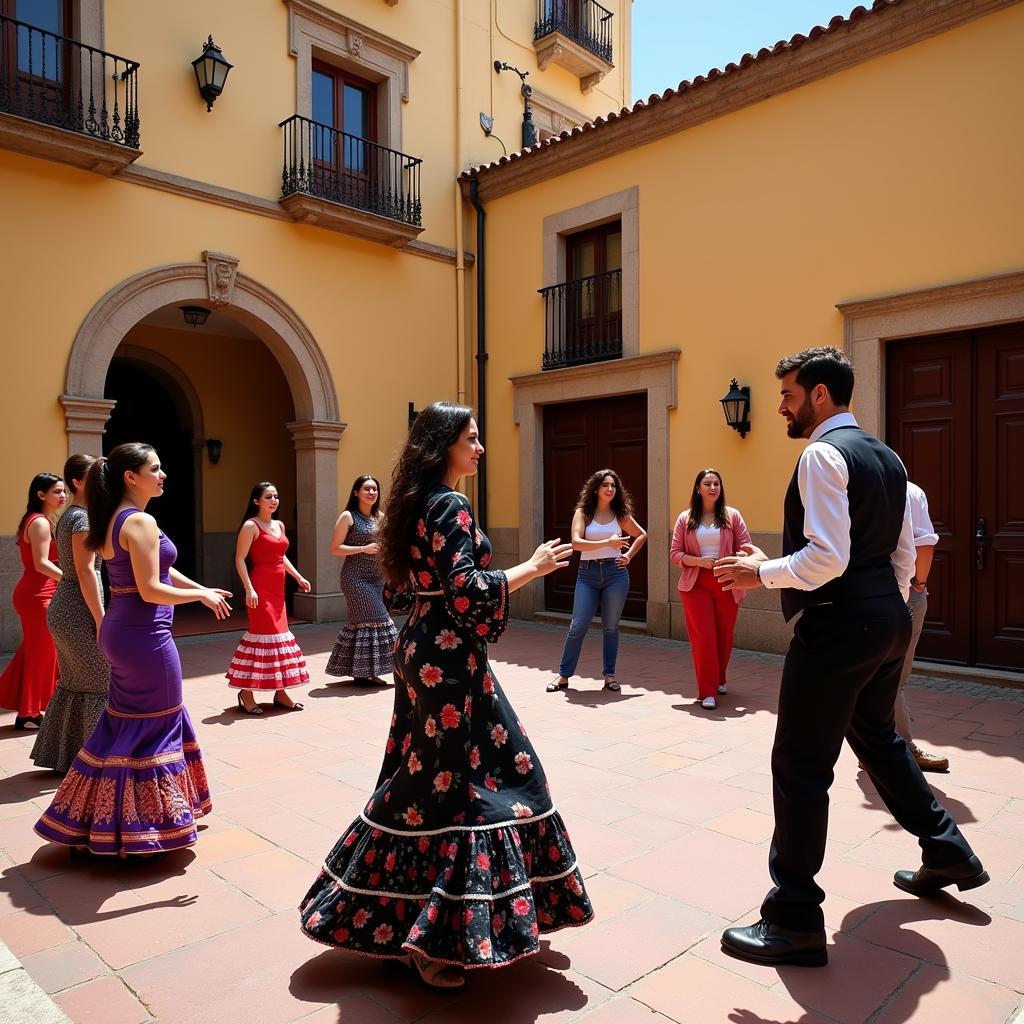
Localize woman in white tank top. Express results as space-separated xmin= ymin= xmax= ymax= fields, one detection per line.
xmin=548 ymin=469 xmax=647 ymax=693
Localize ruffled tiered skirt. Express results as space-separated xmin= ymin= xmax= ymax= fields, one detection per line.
xmin=226 ymin=630 xmax=310 ymax=690
xmin=299 ymin=808 xmax=593 ymax=968
xmin=326 ymin=620 xmax=398 ymax=679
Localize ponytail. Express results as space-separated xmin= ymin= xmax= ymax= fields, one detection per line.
xmin=63 ymin=453 xmax=96 ymax=497
xmin=85 ymin=443 xmax=154 ymax=550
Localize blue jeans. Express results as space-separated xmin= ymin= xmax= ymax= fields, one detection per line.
xmin=558 ymin=560 xmax=630 ymax=678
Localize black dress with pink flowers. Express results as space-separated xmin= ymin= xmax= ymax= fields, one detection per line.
xmin=299 ymin=485 xmax=593 ymax=968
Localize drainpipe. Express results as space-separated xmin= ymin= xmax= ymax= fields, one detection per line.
xmin=454 ymin=0 xmax=467 ymax=406
xmin=468 ymin=177 xmax=488 ymax=531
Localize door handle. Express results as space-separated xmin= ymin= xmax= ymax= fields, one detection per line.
xmin=975 ymin=516 xmax=991 ymax=571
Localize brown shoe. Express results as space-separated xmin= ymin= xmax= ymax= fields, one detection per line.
xmin=911 ymin=744 xmax=949 ymax=772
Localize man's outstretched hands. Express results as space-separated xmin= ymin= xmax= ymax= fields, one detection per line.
xmin=713 ymin=543 xmax=768 ymax=591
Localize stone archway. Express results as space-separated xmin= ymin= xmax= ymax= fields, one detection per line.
xmin=60 ymin=254 xmax=346 ymax=621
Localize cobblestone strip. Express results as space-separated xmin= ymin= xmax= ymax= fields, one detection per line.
xmin=0 ymin=937 xmax=70 ymax=1024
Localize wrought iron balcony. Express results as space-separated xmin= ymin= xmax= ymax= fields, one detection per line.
xmin=0 ymin=13 xmax=140 ymax=173
xmin=535 ymin=1 xmax=614 ymax=70
xmin=279 ymin=114 xmax=424 ymax=246
xmin=540 ymin=269 xmax=622 ymax=370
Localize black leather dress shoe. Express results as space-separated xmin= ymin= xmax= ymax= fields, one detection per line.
xmin=721 ymin=919 xmax=828 ymax=967
xmin=893 ymin=854 xmax=989 ymax=897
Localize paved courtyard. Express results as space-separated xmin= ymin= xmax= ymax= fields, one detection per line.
xmin=1 ymin=621 xmax=1023 ymax=1024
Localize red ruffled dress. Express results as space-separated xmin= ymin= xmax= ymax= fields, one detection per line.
xmin=226 ymin=521 xmax=309 ymax=690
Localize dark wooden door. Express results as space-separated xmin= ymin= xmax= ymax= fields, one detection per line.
xmin=542 ymin=394 xmax=648 ymax=620
xmin=887 ymin=323 xmax=1024 ymax=671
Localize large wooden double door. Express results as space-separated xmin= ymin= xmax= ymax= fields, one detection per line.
xmin=542 ymin=394 xmax=648 ymax=620
xmin=886 ymin=324 xmax=1024 ymax=671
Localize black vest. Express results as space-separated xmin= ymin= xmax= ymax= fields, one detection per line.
xmin=781 ymin=425 xmax=907 ymax=622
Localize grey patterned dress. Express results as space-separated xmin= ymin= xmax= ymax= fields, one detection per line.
xmin=326 ymin=510 xmax=397 ymax=679
xmin=31 ymin=505 xmax=110 ymax=772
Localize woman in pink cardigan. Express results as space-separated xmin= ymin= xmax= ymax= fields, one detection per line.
xmin=670 ymin=468 xmax=751 ymax=709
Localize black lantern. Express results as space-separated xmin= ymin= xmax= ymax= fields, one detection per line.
xmin=179 ymin=305 xmax=210 ymax=327
xmin=206 ymin=439 xmax=223 ymax=465
xmin=720 ymin=378 xmax=751 ymax=438
xmin=191 ymin=35 xmax=233 ymax=112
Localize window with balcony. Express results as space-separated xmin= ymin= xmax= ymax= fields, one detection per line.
xmin=541 ymin=220 xmax=623 ymax=370
xmin=0 ymin=0 xmax=140 ymax=172
xmin=534 ymin=0 xmax=614 ymax=94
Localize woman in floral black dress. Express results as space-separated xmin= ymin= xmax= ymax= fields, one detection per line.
xmin=299 ymin=402 xmax=594 ymax=988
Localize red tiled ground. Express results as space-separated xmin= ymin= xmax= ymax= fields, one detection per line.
xmin=2 ymin=621 xmax=1024 ymax=1023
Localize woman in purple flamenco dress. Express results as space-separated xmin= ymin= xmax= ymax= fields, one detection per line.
xmin=299 ymin=402 xmax=594 ymax=989
xmin=35 ymin=443 xmax=232 ymax=857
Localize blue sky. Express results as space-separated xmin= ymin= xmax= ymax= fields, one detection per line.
xmin=631 ymin=0 xmax=859 ymax=101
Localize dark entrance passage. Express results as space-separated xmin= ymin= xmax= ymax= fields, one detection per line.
xmin=103 ymin=358 xmax=199 ymax=579
xmin=887 ymin=323 xmax=1024 ymax=672
xmin=542 ymin=393 xmax=648 ymax=620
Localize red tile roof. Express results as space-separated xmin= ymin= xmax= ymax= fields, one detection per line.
xmin=460 ymin=0 xmax=907 ymax=181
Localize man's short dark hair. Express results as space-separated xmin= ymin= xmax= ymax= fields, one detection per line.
xmin=775 ymin=346 xmax=854 ymax=407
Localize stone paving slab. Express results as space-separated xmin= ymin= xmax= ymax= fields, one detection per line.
xmin=1 ymin=621 xmax=1023 ymax=1023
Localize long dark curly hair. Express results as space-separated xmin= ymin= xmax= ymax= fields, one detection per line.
xmin=686 ymin=467 xmax=729 ymax=531
xmin=378 ymin=401 xmax=474 ymax=588
xmin=576 ymin=468 xmax=633 ymax=522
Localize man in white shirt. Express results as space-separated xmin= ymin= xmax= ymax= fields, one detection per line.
xmin=713 ymin=346 xmax=985 ymax=968
xmin=896 ymin=482 xmax=948 ymax=771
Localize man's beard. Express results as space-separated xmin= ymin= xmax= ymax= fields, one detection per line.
xmin=786 ymin=395 xmax=816 ymax=438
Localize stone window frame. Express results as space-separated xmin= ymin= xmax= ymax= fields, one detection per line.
xmin=542 ymin=185 xmax=639 ymax=359
xmin=530 ymin=87 xmax=589 ymax=142
xmin=837 ymin=270 xmax=1024 ymax=438
xmin=284 ymin=0 xmax=420 ymax=154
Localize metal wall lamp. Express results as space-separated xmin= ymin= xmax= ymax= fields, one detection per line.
xmin=205 ymin=439 xmax=223 ymax=465
xmin=494 ymin=60 xmax=537 ymax=150
xmin=179 ymin=305 xmax=210 ymax=327
xmin=720 ymin=379 xmax=751 ymax=438
xmin=191 ymin=35 xmax=233 ymax=112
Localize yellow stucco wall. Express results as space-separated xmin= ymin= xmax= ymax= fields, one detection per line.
xmin=479 ymin=4 xmax=1024 ymax=536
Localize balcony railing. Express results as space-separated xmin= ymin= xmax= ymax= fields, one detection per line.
xmin=0 ymin=13 xmax=140 ymax=148
xmin=535 ymin=0 xmax=614 ymax=65
xmin=280 ymin=114 xmax=422 ymax=228
xmin=540 ymin=269 xmax=622 ymax=370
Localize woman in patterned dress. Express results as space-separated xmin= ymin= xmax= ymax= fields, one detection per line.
xmin=0 ymin=472 xmax=65 ymax=730
xmin=326 ymin=475 xmax=397 ymax=685
xmin=34 ymin=443 xmax=231 ymax=857
xmin=32 ymin=454 xmax=111 ymax=771
xmin=226 ymin=482 xmax=311 ymax=714
xmin=299 ymin=402 xmax=593 ymax=989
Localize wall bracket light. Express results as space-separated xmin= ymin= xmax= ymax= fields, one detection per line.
xmin=493 ymin=60 xmax=537 ymax=150
xmin=191 ymin=35 xmax=233 ymax=112
xmin=205 ymin=438 xmax=223 ymax=465
xmin=720 ymin=379 xmax=751 ymax=439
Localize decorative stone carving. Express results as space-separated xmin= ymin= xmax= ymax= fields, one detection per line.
xmin=203 ymin=250 xmax=240 ymax=306
xmin=349 ymin=33 xmax=363 ymax=56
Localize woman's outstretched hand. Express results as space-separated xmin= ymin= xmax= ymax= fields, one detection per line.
xmin=201 ymin=588 xmax=233 ymax=619
xmin=530 ymin=539 xmax=575 ymax=577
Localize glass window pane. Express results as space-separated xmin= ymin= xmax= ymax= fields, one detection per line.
xmin=573 ymin=240 xmax=595 ymax=281
xmin=343 ymin=83 xmax=370 ymax=138
xmin=606 ymin=231 xmax=622 ymax=272
xmin=312 ymin=70 xmax=335 ymax=127
xmin=16 ymin=0 xmax=63 ymax=78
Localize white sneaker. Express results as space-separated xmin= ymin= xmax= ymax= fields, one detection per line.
xmin=717 ymin=683 xmax=728 ymax=695
xmin=701 ymin=697 xmax=717 ymax=710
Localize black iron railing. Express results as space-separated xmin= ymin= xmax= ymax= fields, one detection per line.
xmin=0 ymin=13 xmax=140 ymax=147
xmin=280 ymin=114 xmax=422 ymax=227
xmin=540 ymin=269 xmax=622 ymax=370
xmin=535 ymin=0 xmax=614 ymax=64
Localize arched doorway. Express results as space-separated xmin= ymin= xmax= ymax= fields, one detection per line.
xmin=104 ymin=359 xmax=199 ymax=577
xmin=59 ymin=256 xmax=346 ymax=622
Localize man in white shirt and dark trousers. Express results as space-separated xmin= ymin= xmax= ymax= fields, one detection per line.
xmin=713 ymin=347 xmax=986 ymax=968
xmin=896 ymin=482 xmax=949 ymax=772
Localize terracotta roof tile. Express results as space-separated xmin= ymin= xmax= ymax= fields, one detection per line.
xmin=460 ymin=0 xmax=905 ymax=180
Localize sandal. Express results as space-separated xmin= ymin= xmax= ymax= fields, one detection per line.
xmin=603 ymin=679 xmax=621 ymax=692
xmin=401 ymin=951 xmax=465 ymax=990
xmin=546 ymin=677 xmax=568 ymax=693
xmin=237 ymin=692 xmax=263 ymax=715
xmin=273 ymin=693 xmax=304 ymax=711
xmin=14 ymin=715 xmax=43 ymax=730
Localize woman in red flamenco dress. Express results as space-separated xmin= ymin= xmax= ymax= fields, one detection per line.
xmin=227 ymin=482 xmax=311 ymax=714
xmin=0 ymin=473 xmax=66 ymax=730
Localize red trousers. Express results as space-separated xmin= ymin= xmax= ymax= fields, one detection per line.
xmin=680 ymin=568 xmax=739 ymax=699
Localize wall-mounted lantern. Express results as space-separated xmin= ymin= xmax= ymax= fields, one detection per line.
xmin=191 ymin=35 xmax=233 ymax=112
xmin=179 ymin=305 xmax=210 ymax=328
xmin=206 ymin=438 xmax=223 ymax=465
xmin=720 ymin=379 xmax=751 ymax=439
xmin=494 ymin=60 xmax=537 ymax=149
